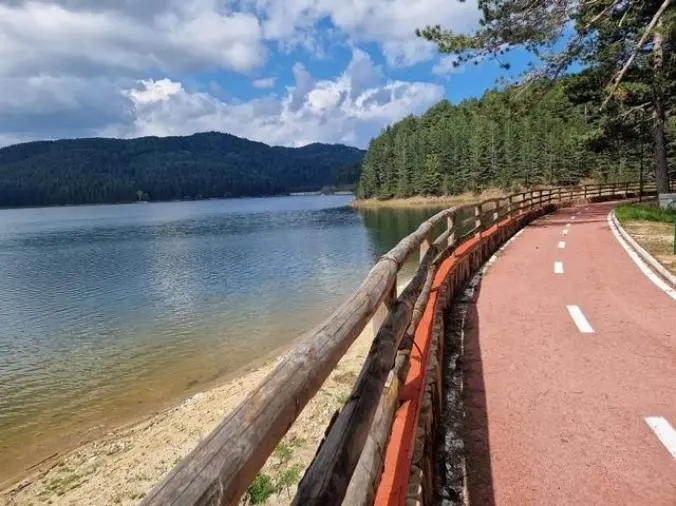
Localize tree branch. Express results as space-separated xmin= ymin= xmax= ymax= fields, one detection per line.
xmin=601 ymin=0 xmax=672 ymax=109
xmin=547 ymin=0 xmax=621 ymax=81
xmin=613 ymin=102 xmax=650 ymax=120
xmin=618 ymin=0 xmax=637 ymax=27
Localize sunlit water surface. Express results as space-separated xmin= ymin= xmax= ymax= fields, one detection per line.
xmin=0 ymin=196 xmax=447 ymax=482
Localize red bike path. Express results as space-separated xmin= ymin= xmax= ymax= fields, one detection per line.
xmin=464 ymin=201 xmax=676 ymax=505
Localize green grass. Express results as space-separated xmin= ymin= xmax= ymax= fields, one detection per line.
xmin=276 ymin=464 xmax=304 ymax=497
xmin=273 ymin=443 xmax=293 ymax=465
xmin=247 ymin=474 xmax=276 ymax=504
xmin=42 ymin=473 xmax=84 ymax=496
xmin=246 ymin=465 xmax=305 ymax=504
xmin=615 ymin=204 xmax=676 ymax=223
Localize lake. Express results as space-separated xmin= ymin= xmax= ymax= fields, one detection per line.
xmin=0 ymin=196 xmax=447 ymax=484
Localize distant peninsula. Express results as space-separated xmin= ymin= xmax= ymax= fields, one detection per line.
xmin=0 ymin=132 xmax=364 ymax=208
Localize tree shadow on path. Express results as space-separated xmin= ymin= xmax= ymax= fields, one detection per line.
xmin=462 ymin=277 xmax=496 ymax=506
xmin=436 ymin=274 xmax=495 ymax=506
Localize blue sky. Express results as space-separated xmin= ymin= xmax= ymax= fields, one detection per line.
xmin=0 ymin=0 xmax=533 ymax=149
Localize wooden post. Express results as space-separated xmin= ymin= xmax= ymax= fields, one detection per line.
xmin=508 ymin=195 xmax=513 ymax=218
xmin=493 ymin=200 xmax=499 ymax=224
xmin=474 ymin=204 xmax=482 ymax=237
xmin=639 ymin=145 xmax=644 ymax=202
xmin=341 ymin=355 xmax=406 ymax=506
xmin=446 ymin=215 xmax=455 ymax=248
xmin=372 ymin=280 xmax=397 ymax=335
xmin=558 ymin=186 xmax=562 ymax=204
xmin=419 ymin=234 xmax=432 ymax=263
xmin=583 ymin=185 xmax=588 ymax=200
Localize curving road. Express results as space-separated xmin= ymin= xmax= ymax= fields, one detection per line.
xmin=464 ymin=201 xmax=676 ymax=505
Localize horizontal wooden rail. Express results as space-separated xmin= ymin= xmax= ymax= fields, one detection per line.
xmin=141 ymin=179 xmax=660 ymax=506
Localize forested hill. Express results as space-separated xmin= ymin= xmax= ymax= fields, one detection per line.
xmin=0 ymin=132 xmax=364 ymax=208
xmin=358 ymin=82 xmax=645 ymax=199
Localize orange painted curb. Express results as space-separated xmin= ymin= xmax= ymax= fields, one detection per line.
xmin=374 ymin=213 xmax=532 ymax=506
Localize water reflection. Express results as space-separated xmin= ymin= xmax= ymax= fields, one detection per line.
xmin=0 ymin=196 xmax=450 ymax=482
xmin=357 ymin=206 xmax=449 ymax=259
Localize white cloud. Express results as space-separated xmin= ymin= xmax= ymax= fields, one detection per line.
xmin=253 ymin=0 xmax=480 ymax=66
xmin=115 ymin=50 xmax=443 ymax=147
xmin=0 ymin=0 xmax=472 ymax=148
xmin=128 ymin=79 xmax=183 ymax=105
xmin=252 ymin=77 xmax=277 ymax=89
xmin=0 ymin=75 xmax=133 ymax=136
xmin=0 ymin=1 xmax=265 ymax=77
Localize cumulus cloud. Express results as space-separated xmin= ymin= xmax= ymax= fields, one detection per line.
xmin=0 ymin=75 xmax=133 ymax=136
xmin=253 ymin=0 xmax=480 ymax=66
xmin=113 ymin=50 xmax=443 ymax=147
xmin=0 ymin=0 xmax=470 ymax=147
xmin=0 ymin=1 xmax=265 ymax=77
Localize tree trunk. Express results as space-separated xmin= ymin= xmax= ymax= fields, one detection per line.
xmin=652 ymin=18 xmax=670 ymax=194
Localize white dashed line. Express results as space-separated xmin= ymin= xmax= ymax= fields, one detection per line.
xmin=562 ymin=228 xmax=569 ymax=235
xmin=558 ymin=241 xmax=566 ymax=249
xmin=571 ymin=217 xmax=576 ymax=220
xmin=566 ymin=223 xmax=571 ymax=227
xmin=554 ymin=261 xmax=564 ymax=274
xmin=566 ymin=305 xmax=594 ymax=333
xmin=645 ymin=417 xmax=676 ymax=459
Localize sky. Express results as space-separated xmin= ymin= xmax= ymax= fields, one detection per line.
xmin=0 ymin=0 xmax=532 ymax=149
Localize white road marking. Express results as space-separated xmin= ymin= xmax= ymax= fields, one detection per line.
xmin=607 ymin=212 xmax=676 ymax=301
xmin=558 ymin=241 xmax=566 ymax=249
xmin=645 ymin=417 xmax=676 ymax=459
xmin=566 ymin=305 xmax=594 ymax=333
xmin=554 ymin=261 xmax=564 ymax=274
xmin=571 ymin=217 xmax=576 ymax=220
xmin=562 ymin=228 xmax=569 ymax=235
xmin=566 ymin=223 xmax=571 ymax=227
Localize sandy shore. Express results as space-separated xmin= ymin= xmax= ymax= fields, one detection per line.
xmin=1 ymin=319 xmax=378 ymax=506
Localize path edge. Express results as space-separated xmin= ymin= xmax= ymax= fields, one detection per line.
xmin=608 ymin=210 xmax=676 ymax=298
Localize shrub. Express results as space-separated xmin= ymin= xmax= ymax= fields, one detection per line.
xmin=247 ymin=474 xmax=276 ymax=504
xmin=615 ymin=204 xmax=676 ymax=224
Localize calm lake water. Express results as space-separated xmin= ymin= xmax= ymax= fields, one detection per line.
xmin=0 ymin=196 xmax=447 ymax=482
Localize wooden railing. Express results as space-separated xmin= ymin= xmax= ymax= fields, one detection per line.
xmin=141 ymin=180 xmax=656 ymax=506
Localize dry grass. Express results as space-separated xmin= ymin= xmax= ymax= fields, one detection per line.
xmin=621 ymin=220 xmax=676 ymax=275
xmin=351 ymin=188 xmax=508 ymax=209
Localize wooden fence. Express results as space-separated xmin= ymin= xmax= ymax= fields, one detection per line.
xmin=141 ymin=180 xmax=658 ymax=506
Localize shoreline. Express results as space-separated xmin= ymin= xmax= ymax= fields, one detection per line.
xmin=351 ymin=190 xmax=507 ymax=209
xmin=1 ymin=316 xmax=381 ymax=505
xmin=0 ymin=192 xmax=354 ymax=212
xmin=0 ymin=338 xmax=290 ymax=489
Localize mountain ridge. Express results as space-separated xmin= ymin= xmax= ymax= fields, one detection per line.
xmin=0 ymin=131 xmax=364 ymax=208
